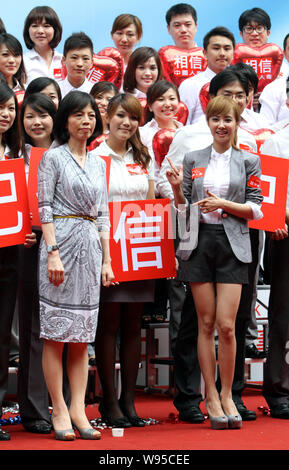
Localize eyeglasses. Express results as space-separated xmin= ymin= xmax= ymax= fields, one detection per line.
xmin=222 ymin=92 xmax=247 ymax=101
xmin=243 ymin=25 xmax=267 ymax=34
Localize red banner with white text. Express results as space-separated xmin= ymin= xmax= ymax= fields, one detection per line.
xmin=249 ymin=153 xmax=289 ymax=231
xmin=0 ymin=158 xmax=31 ymax=248
xmin=109 ymin=198 xmax=176 ymax=282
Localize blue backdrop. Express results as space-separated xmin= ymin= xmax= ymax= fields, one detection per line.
xmin=1 ymin=0 xmax=288 ymax=54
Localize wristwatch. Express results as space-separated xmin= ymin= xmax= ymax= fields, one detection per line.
xmin=47 ymin=244 xmax=59 ymax=253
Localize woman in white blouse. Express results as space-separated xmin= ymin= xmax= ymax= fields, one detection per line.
xmin=140 ymin=80 xmax=182 ymax=193
xmin=166 ymin=96 xmax=263 ymax=430
xmin=93 ymin=93 xmax=154 ymax=428
xmin=23 ymin=6 xmax=63 ymax=85
xmin=123 ymin=47 xmax=162 ymax=99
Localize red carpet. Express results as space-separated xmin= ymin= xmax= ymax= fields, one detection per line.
xmin=1 ymin=388 xmax=288 ymax=452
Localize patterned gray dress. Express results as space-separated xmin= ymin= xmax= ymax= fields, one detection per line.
xmin=37 ymin=143 xmax=110 ymax=343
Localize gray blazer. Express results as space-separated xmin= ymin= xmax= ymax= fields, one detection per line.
xmin=176 ymin=145 xmax=263 ymax=263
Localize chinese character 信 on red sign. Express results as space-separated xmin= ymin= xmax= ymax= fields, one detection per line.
xmin=0 ymin=158 xmax=31 ymax=248
xmin=173 ymin=54 xmax=205 ymax=77
xmin=109 ymin=198 xmax=176 ymax=282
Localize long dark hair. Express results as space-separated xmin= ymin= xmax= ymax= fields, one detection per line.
xmin=0 ymin=33 xmax=26 ymax=89
xmin=0 ymin=82 xmax=21 ymax=158
xmin=123 ymin=47 xmax=162 ymax=93
xmin=20 ymin=93 xmax=57 ymax=161
xmin=107 ymin=93 xmax=151 ymax=169
xmin=53 ymin=91 xmax=102 ymax=145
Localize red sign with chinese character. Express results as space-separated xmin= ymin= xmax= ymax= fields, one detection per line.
xmin=158 ymin=46 xmax=207 ymax=87
xmin=109 ymin=198 xmax=176 ymax=282
xmin=232 ymin=43 xmax=283 ymax=92
xmin=0 ymin=158 xmax=31 ymax=248
xmin=27 ymin=147 xmax=47 ymax=229
xmin=249 ymin=153 xmax=289 ymax=231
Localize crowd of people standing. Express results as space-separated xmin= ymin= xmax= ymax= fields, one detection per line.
xmin=1 ymin=3 xmax=289 ymax=441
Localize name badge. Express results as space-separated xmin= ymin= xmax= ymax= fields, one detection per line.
xmin=126 ymin=164 xmax=148 ymax=175
xmin=53 ymin=68 xmax=62 ymax=80
xmin=192 ymin=167 xmax=205 ymax=180
xmin=248 ymin=175 xmax=261 ymax=189
xmin=239 ymin=143 xmax=254 ymax=153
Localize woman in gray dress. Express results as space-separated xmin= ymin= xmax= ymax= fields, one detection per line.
xmin=37 ymin=91 xmax=114 ymax=440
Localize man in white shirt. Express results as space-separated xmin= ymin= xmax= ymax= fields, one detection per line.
xmin=165 ymin=3 xmax=198 ymax=50
xmin=238 ymin=8 xmax=288 ymax=113
xmin=259 ymin=127 xmax=289 ymax=419
xmin=58 ymin=32 xmax=94 ymax=98
xmin=229 ymin=62 xmax=270 ymax=132
xmin=259 ymin=33 xmax=289 ymax=126
xmin=162 ymin=67 xmax=259 ymax=423
xmin=158 ymin=67 xmax=257 ymax=200
xmin=179 ymin=26 xmax=235 ymax=125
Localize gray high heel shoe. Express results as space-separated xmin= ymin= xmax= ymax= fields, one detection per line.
xmin=226 ymin=413 xmax=242 ymax=429
xmin=205 ymin=400 xmax=228 ymax=430
xmin=51 ymin=416 xmax=76 ymax=441
xmin=72 ymin=421 xmax=101 ymax=440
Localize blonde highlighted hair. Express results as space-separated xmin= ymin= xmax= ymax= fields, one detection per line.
xmin=205 ymin=95 xmax=241 ymax=150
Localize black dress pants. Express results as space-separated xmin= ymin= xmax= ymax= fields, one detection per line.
xmin=263 ymin=236 xmax=289 ymax=407
xmin=0 ymin=245 xmax=19 ymax=416
xmin=17 ymin=232 xmax=50 ymax=423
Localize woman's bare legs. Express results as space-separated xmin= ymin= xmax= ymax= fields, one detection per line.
xmin=67 ymin=342 xmax=96 ymax=430
xmin=216 ymin=283 xmax=242 ymax=415
xmin=42 ymin=339 xmax=72 ymax=431
xmin=190 ymin=282 xmax=224 ymax=417
xmin=190 ymin=282 xmax=242 ymax=417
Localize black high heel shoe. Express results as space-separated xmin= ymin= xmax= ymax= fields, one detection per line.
xmin=118 ymin=401 xmax=146 ymax=427
xmin=98 ymin=402 xmax=132 ymax=428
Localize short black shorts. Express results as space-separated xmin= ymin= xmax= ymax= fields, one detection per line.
xmin=177 ymin=223 xmax=249 ymax=285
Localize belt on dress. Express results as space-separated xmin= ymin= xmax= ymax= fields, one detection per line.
xmin=53 ymin=215 xmax=96 ymax=222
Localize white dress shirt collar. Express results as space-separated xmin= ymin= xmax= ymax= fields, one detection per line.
xmin=211 ymin=146 xmax=232 ymax=161
xmin=97 ymin=140 xmax=133 ymax=160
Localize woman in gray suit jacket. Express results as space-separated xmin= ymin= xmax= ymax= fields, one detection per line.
xmin=166 ymin=95 xmax=263 ymax=429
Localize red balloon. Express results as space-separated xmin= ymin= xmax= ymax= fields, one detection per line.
xmin=60 ymin=63 xmax=67 ymax=79
xmin=15 ymin=90 xmax=25 ymax=109
xmin=87 ymin=134 xmax=107 ymax=151
xmin=97 ymin=47 xmax=124 ymax=90
xmin=152 ymin=128 xmax=176 ymax=167
xmin=87 ymin=54 xmax=120 ymax=85
xmin=137 ymin=97 xmax=148 ymax=126
xmin=174 ymin=101 xmax=188 ymax=124
xmin=199 ymin=82 xmax=210 ymax=113
xmin=245 ymin=128 xmax=275 ymax=152
xmin=158 ymin=46 xmax=207 ymax=87
xmin=232 ymin=43 xmax=284 ymax=93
